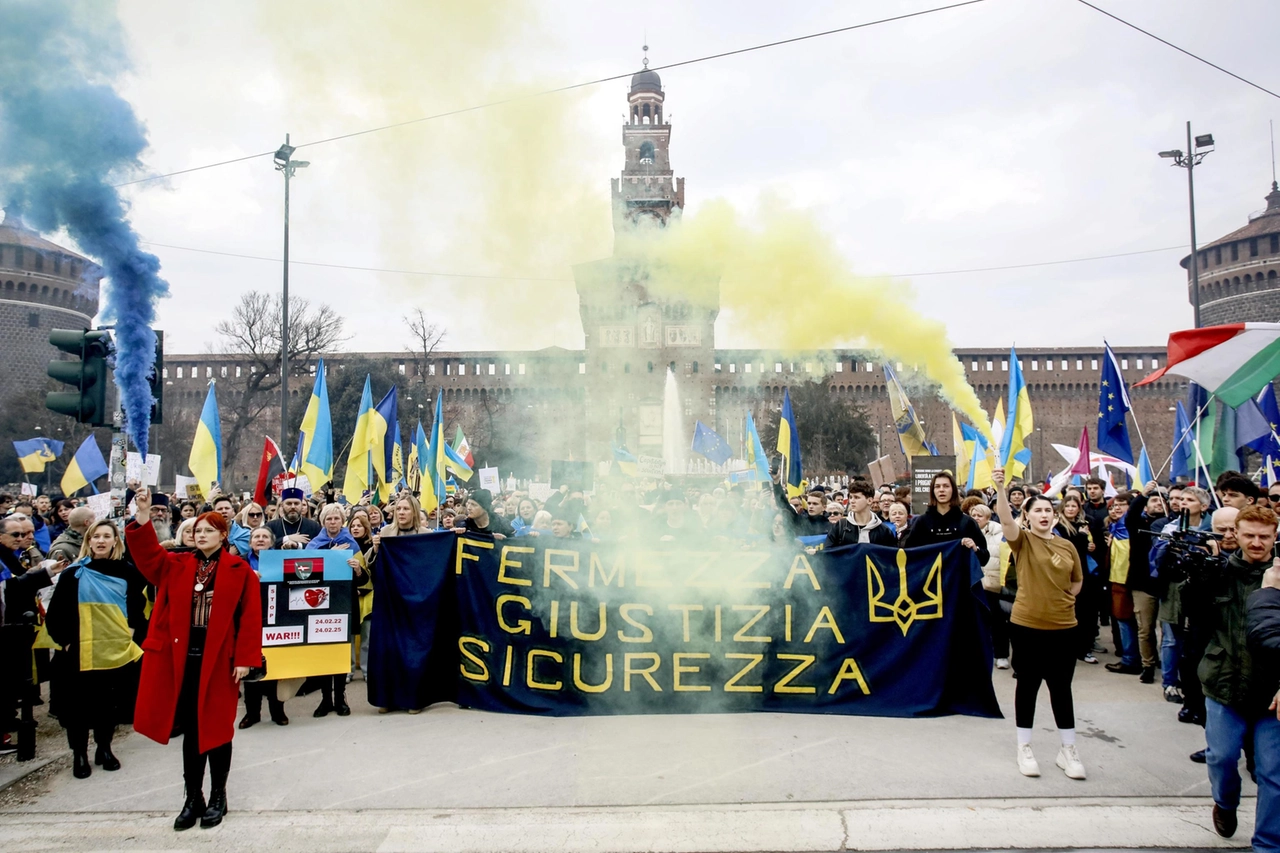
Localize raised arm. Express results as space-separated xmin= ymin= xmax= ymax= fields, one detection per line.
xmin=125 ymin=488 xmax=178 ymax=586
xmin=992 ymin=467 xmax=1020 ymax=544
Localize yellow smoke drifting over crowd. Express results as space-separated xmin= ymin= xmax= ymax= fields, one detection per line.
xmin=617 ymin=201 xmax=992 ymax=438
xmin=261 ymin=1 xmax=989 ymax=436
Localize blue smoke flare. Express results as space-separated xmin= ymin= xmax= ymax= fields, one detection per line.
xmin=0 ymin=0 xmax=168 ymax=456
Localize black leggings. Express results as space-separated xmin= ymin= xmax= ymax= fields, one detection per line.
xmin=1009 ymin=624 xmax=1077 ymax=730
xmin=178 ymin=651 xmax=232 ymax=795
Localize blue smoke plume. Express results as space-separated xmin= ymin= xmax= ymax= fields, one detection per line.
xmin=0 ymin=0 xmax=167 ymax=456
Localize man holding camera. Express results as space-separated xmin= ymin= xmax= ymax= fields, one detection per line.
xmin=1192 ymin=504 xmax=1279 ymax=845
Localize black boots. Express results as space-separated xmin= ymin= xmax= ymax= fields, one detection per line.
xmin=312 ymin=697 xmax=333 ymax=717
xmin=174 ymin=791 xmax=206 ymax=831
xmin=201 ymin=788 xmax=228 ymax=828
xmin=72 ymin=750 xmax=91 ymax=779
xmin=95 ymin=744 xmax=121 ymax=771
xmin=334 ymin=680 xmax=351 ymax=717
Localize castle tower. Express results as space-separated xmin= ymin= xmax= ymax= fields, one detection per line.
xmin=576 ymin=52 xmax=718 ymax=466
xmin=0 ymin=213 xmax=102 ymax=404
xmin=611 ymin=48 xmax=685 ymax=231
xmin=1184 ymin=182 xmax=1280 ymax=325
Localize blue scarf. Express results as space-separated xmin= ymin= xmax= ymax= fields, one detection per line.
xmin=309 ymin=527 xmax=359 ymax=552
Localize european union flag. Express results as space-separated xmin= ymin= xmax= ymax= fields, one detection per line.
xmin=1097 ymin=343 xmax=1134 ymax=464
xmin=691 ymin=420 xmax=732 ymax=465
xmin=1170 ymin=400 xmax=1194 ymax=482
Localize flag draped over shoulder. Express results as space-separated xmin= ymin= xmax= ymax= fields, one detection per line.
xmin=1097 ymin=343 xmax=1134 ymax=464
xmin=61 ymin=434 xmax=108 ymax=496
xmin=884 ymin=363 xmax=935 ymax=458
xmin=342 ymin=376 xmax=377 ymax=500
xmin=298 ymin=359 xmax=334 ymax=490
xmin=188 ymin=382 xmax=222 ymax=497
xmin=777 ymin=388 xmax=803 ymax=498
xmin=76 ymin=565 xmax=142 ymax=671
xmin=14 ymin=438 xmax=63 ymax=474
xmin=997 ymin=348 xmax=1033 ymax=478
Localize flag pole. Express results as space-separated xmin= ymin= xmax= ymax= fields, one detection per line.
xmin=1152 ymin=398 xmax=1213 ymax=481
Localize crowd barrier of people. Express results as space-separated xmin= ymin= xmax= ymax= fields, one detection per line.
xmin=0 ymin=470 xmax=1276 ymax=846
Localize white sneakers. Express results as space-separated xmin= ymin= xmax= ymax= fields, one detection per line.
xmin=1056 ymin=745 xmax=1086 ymax=780
xmin=1018 ymin=744 xmax=1086 ymax=779
xmin=1017 ymin=743 xmax=1040 ymax=777
xmin=995 ymin=658 xmax=1010 ymax=670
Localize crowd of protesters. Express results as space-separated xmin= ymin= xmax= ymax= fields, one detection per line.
xmin=0 ymin=465 xmax=1277 ymax=845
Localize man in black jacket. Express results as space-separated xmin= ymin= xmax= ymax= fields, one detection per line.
xmin=772 ymin=478 xmax=832 ymax=538
xmin=1123 ymin=482 xmax=1169 ymax=684
xmin=1195 ymin=505 xmax=1279 ymax=844
xmin=1246 ymin=559 xmax=1280 ymax=852
xmin=828 ymin=480 xmax=897 ymax=548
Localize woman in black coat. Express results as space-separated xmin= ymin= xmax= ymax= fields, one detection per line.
xmin=902 ymin=472 xmax=990 ymax=564
xmin=46 ymin=520 xmax=148 ymax=779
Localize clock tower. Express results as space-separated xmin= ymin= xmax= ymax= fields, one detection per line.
xmin=575 ymin=51 xmax=719 ymax=466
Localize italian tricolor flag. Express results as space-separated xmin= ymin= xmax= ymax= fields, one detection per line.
xmin=1137 ymin=323 xmax=1280 ymax=406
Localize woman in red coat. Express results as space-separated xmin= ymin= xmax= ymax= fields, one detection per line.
xmin=126 ymin=490 xmax=261 ymax=831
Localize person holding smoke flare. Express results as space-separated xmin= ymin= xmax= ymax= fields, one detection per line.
xmin=126 ymin=490 xmax=262 ymax=831
xmin=993 ymin=467 xmax=1086 ymax=781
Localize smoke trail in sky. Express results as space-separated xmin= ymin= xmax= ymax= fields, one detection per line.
xmin=0 ymin=0 xmax=166 ymax=455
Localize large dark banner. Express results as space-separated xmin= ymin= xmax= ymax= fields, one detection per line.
xmin=370 ymin=533 xmax=1001 ymax=718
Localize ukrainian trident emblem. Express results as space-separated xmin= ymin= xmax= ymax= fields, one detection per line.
xmin=867 ymin=549 xmax=943 ymax=636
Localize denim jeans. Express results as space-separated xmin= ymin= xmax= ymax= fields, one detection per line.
xmin=1116 ymin=618 xmax=1139 ymax=667
xmin=1204 ymin=698 xmax=1280 ymax=852
xmin=1160 ymin=621 xmax=1182 ymax=689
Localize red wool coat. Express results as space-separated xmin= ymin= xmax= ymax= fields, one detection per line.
xmin=125 ymin=521 xmax=262 ymax=754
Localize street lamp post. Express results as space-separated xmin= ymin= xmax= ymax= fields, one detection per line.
xmin=273 ymin=135 xmax=309 ymax=449
xmin=1159 ymin=123 xmax=1214 ymax=328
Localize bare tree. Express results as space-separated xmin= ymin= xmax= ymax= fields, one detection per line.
xmin=214 ymin=291 xmax=348 ymax=478
xmin=403 ymin=307 xmax=446 ymax=390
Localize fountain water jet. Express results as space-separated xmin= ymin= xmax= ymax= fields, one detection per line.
xmin=662 ymin=367 xmax=686 ymax=475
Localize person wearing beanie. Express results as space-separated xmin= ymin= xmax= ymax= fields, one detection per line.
xmin=452 ymin=489 xmax=514 ymax=539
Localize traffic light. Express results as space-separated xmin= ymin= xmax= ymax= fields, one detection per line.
xmin=46 ymin=329 xmax=112 ymax=425
xmin=149 ymin=331 xmax=164 ymax=424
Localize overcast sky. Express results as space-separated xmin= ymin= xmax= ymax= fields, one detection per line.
xmin=99 ymin=0 xmax=1280 ymax=356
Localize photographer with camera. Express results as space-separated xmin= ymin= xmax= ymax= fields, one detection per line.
xmin=1150 ymin=486 xmax=1213 ymax=705
xmin=1187 ymin=504 xmax=1279 ymax=843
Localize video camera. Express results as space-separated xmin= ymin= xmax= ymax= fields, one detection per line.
xmin=1150 ymin=509 xmax=1227 ymax=584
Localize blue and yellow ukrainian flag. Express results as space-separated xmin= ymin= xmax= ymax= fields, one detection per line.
xmin=61 ymin=435 xmax=109 ymax=496
xmin=960 ymin=420 xmax=993 ymax=490
xmin=188 ymin=382 xmax=222 ymax=497
xmin=412 ymin=420 xmax=428 ymax=492
xmin=298 ymin=359 xmax=334 ymax=490
xmin=369 ymin=386 xmax=398 ymax=502
xmin=611 ymin=444 xmax=638 ymax=478
xmin=422 ymin=393 xmax=472 ymax=514
xmin=342 ymin=376 xmax=377 ymax=500
xmin=777 ymin=388 xmax=803 ymax=498
xmin=997 ymin=347 xmax=1034 ymax=479
xmin=76 ymin=565 xmax=142 ymax=671
xmin=884 ymin=363 xmax=935 ymax=459
xmin=13 ymin=438 xmax=63 ymax=474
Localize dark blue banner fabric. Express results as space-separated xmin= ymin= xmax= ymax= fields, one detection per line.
xmin=366 ymin=531 xmax=458 ymax=711
xmin=370 ymin=534 xmax=1001 ymax=719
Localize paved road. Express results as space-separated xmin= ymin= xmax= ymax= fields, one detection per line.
xmin=0 ymin=654 xmax=1258 ymax=850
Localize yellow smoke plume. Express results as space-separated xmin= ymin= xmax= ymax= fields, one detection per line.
xmin=616 ymin=200 xmax=992 ymax=438
xmin=261 ymin=2 xmax=989 ymax=435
